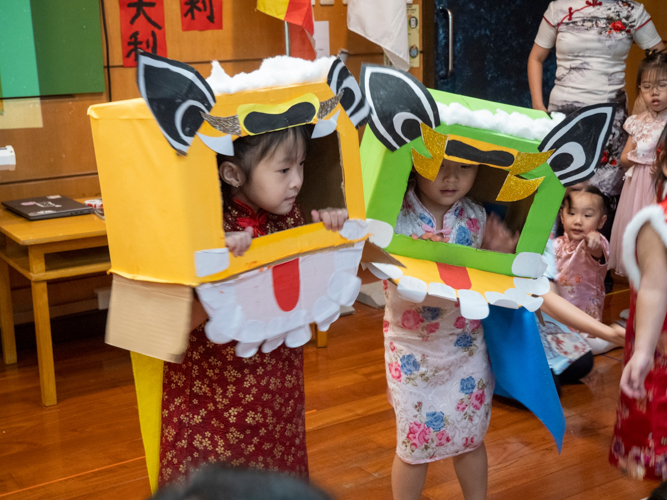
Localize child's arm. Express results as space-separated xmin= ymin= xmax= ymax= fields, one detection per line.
xmin=540 ymin=290 xmax=625 ymax=345
xmin=585 ymin=231 xmax=605 ymax=260
xmin=312 ymin=208 xmax=348 ymax=232
xmin=620 ymin=135 xmax=636 ymax=170
xmin=225 ymin=227 xmax=254 ymax=257
xmin=481 ymin=213 xmax=520 ymax=254
xmin=621 ymin=224 xmax=667 ymax=399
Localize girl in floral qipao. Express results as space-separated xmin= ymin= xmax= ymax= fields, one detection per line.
xmin=381 ymin=159 xmax=518 ymax=500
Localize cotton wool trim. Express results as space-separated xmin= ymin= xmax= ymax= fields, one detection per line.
xmin=437 ymin=102 xmax=566 ymax=142
xmin=206 ymin=56 xmax=336 ymax=95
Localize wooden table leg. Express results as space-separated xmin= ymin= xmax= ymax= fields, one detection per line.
xmin=31 ymin=280 xmax=57 ymax=406
xmin=0 ymin=259 xmax=17 ymax=365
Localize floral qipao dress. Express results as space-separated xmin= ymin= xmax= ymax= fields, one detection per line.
xmin=385 ymin=186 xmax=494 ymax=464
xmin=158 ymin=197 xmax=309 ymax=486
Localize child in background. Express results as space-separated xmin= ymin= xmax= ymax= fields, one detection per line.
xmin=159 ymin=126 xmax=347 ymax=486
xmin=609 ymin=124 xmax=667 ymax=481
xmin=609 ymin=50 xmax=667 ymax=275
xmin=554 ymin=186 xmax=616 ymax=354
xmin=380 ymin=159 xmax=516 ymax=500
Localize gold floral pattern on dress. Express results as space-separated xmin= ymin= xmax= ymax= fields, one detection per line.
xmin=159 ymin=197 xmax=308 ymax=487
xmin=159 ymin=326 xmax=308 ymax=486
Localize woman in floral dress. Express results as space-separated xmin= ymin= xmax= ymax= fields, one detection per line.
xmin=527 ymin=0 xmax=664 ymax=236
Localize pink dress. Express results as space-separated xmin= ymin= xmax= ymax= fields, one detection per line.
xmin=554 ymin=233 xmax=609 ymax=322
xmin=385 ymin=187 xmax=494 ymax=464
xmin=609 ymin=109 xmax=667 ymax=275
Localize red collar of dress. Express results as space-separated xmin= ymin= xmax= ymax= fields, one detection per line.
xmin=230 ymin=197 xmax=269 ymax=237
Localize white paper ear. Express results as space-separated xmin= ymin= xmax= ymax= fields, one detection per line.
xmin=311 ymin=110 xmax=340 ymax=139
xmin=197 ymin=132 xmax=234 ymax=155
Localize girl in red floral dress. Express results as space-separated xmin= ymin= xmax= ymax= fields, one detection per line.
xmin=610 ymin=125 xmax=667 ymax=481
xmin=158 ymin=126 xmax=347 ymax=486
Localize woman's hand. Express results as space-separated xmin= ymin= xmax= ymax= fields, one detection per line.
xmin=312 ymin=208 xmax=349 ymax=232
xmin=225 ymin=227 xmax=254 ymax=257
xmin=481 ymin=213 xmax=520 ymax=254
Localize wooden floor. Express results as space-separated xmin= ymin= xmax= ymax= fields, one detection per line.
xmin=0 ymin=297 xmax=661 ymax=499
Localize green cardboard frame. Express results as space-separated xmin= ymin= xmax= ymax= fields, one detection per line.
xmin=361 ymin=88 xmax=565 ymax=278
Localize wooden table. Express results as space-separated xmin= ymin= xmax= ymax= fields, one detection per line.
xmin=0 ymin=206 xmax=109 ymax=406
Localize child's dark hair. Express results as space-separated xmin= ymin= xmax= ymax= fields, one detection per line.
xmin=151 ymin=464 xmax=332 ymax=500
xmin=654 ymin=122 xmax=667 ymax=201
xmin=217 ymin=126 xmax=310 ymax=179
xmin=636 ymin=48 xmax=667 ymax=92
xmin=563 ymin=185 xmax=608 ymax=216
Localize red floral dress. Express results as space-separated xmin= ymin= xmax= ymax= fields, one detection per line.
xmin=159 ymin=198 xmax=308 ymax=486
xmin=609 ymin=198 xmax=667 ymax=481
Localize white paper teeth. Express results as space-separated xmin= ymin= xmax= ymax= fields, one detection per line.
xmin=512 ymin=252 xmax=548 ymax=279
xmin=327 ymin=271 xmax=361 ymax=307
xmin=427 ymin=282 xmax=457 ymax=301
xmin=261 ymin=333 xmax=286 ymax=353
xmin=505 ymin=288 xmax=543 ymax=312
xmin=312 ymin=295 xmax=341 ymax=331
xmin=513 ymin=276 xmax=550 ymax=296
xmin=366 ymin=219 xmax=394 ymax=248
xmin=396 ymin=276 xmax=428 ymax=303
xmin=205 ymin=305 xmax=243 ymax=344
xmin=338 ymin=218 xmax=369 ymax=241
xmin=194 ymin=247 xmax=230 ymax=278
xmin=370 ymin=263 xmax=403 ymax=280
xmin=236 ymin=341 xmax=262 ymax=358
xmin=285 ymin=325 xmax=312 ymax=348
xmin=196 ymin=245 xmax=364 ymax=356
xmin=484 ymin=291 xmax=519 ymax=309
xmin=457 ymin=290 xmax=490 ymax=320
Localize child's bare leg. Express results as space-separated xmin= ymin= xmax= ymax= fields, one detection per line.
xmin=452 ymin=442 xmax=488 ymax=500
xmin=391 ymin=454 xmax=428 ymax=500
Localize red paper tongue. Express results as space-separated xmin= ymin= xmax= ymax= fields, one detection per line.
xmin=272 ymin=259 xmax=301 ymax=312
xmin=436 ymin=262 xmax=472 ymax=290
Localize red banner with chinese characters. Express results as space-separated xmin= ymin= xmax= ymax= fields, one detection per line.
xmin=119 ymin=0 xmax=167 ymax=68
xmin=180 ymin=0 xmax=222 ymax=31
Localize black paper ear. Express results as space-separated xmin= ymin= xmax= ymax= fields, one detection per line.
xmin=538 ymin=104 xmax=615 ymax=187
xmin=327 ymin=58 xmax=369 ymax=128
xmin=360 ymin=65 xmax=440 ymax=152
xmin=137 ymin=51 xmax=216 ymax=155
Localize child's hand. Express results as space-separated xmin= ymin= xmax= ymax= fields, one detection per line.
xmin=312 ymin=208 xmax=348 ymax=232
xmin=620 ymin=350 xmax=653 ymax=399
xmin=225 ymin=227 xmax=254 ymax=257
xmin=481 ymin=213 xmax=519 ymax=254
xmin=585 ymin=231 xmax=604 ymax=258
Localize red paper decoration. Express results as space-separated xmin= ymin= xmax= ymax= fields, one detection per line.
xmin=119 ymin=0 xmax=167 ymax=68
xmin=180 ymin=0 xmax=223 ymax=31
